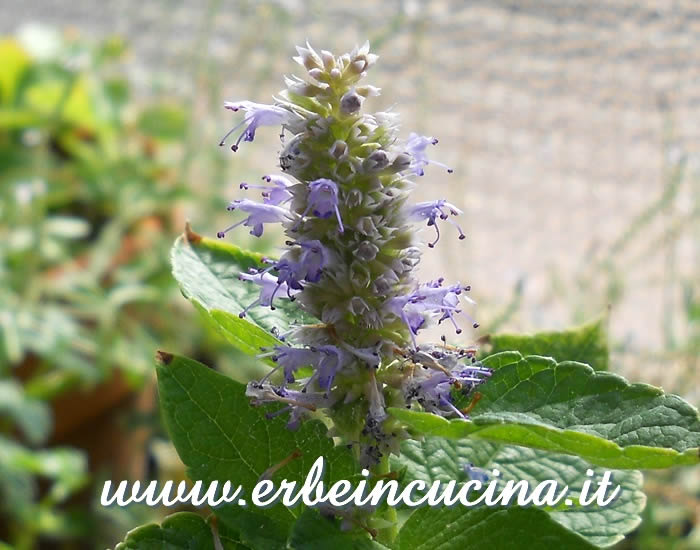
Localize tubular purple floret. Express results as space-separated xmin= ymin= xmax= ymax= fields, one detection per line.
xmin=301 ymin=178 xmax=344 ymax=233
xmin=408 ymin=199 xmax=465 ymax=247
xmin=405 ymin=132 xmax=454 ymax=175
xmin=220 ymin=101 xmax=292 ymax=151
xmin=239 ymin=174 xmax=294 ymax=205
xmin=219 ymin=199 xmax=290 ymax=238
xmin=237 ymin=271 xmax=299 ymax=317
xmin=386 ymin=280 xmax=477 ymax=346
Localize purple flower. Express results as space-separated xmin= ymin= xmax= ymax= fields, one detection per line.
xmin=464 ymin=463 xmax=490 ymax=483
xmin=240 ymin=174 xmax=294 ymax=206
xmin=290 ymin=239 xmax=330 ymax=283
xmin=405 ymin=132 xmax=453 ymax=176
xmin=301 ymin=178 xmax=344 ymax=233
xmin=403 ymin=360 xmax=491 ymax=418
xmin=404 ymin=370 xmax=459 ymax=416
xmin=246 ymin=381 xmax=335 ymax=430
xmin=237 ymin=270 xmax=300 ymax=317
xmin=408 ymin=199 xmax=466 ymax=247
xmin=258 ymin=343 xmax=351 ymax=392
xmin=386 ymin=279 xmax=476 ymax=346
xmin=220 ymin=101 xmax=291 ymax=152
xmin=266 ymin=239 xmax=330 ymax=291
xmin=218 ymin=199 xmax=290 ymax=238
xmin=264 ymin=345 xmax=321 ymax=384
xmin=315 ymin=345 xmax=350 ymax=391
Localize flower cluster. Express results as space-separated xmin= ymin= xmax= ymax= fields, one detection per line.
xmin=217 ymin=42 xmax=490 ymax=469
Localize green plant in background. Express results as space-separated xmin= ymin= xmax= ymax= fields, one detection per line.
xmin=115 ymin=43 xmax=700 ymax=550
xmin=0 ymin=27 xmax=220 ymax=548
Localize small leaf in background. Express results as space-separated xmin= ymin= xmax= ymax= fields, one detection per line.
xmin=156 ymin=353 xmax=357 ymax=545
xmin=114 ymin=512 xmax=216 ymax=550
xmin=0 ymin=435 xmax=88 ymax=504
xmin=23 ymin=76 xmax=98 ymax=130
xmin=390 ymin=353 xmax=700 ymax=469
xmin=103 ymin=77 xmax=130 ymax=109
xmin=0 ymin=380 xmax=51 ymax=445
xmin=96 ymin=35 xmax=127 ymax=63
xmin=137 ymin=103 xmax=186 ymax=141
xmin=394 ymin=437 xmax=645 ymax=547
xmin=483 ymin=318 xmax=609 ymax=371
xmin=395 ymin=506 xmax=597 ymax=550
xmin=0 ymin=39 xmax=30 ymax=105
xmin=0 ymin=309 xmax=23 ymax=364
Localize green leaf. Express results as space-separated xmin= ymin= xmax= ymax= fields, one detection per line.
xmin=0 ymin=380 xmax=51 ymax=444
xmin=0 ymin=107 xmax=44 ymax=128
xmin=138 ymin=103 xmax=187 ymax=140
xmin=390 ymin=353 xmax=700 ymax=469
xmin=156 ymin=352 xmax=356 ymax=540
xmin=192 ymin=302 xmax=279 ymax=363
xmin=24 ymin=77 xmax=98 ymax=129
xmin=213 ymin=515 xmax=252 ymax=549
xmin=395 ymin=506 xmax=597 ymax=550
xmin=484 ymin=319 xmax=609 ymax=371
xmin=0 ymin=435 xmax=88 ymax=506
xmin=216 ymin=509 xmax=289 ymax=550
xmin=394 ymin=437 xmax=645 ymax=547
xmin=288 ymin=509 xmax=390 ymax=549
xmin=114 ymin=512 xmax=215 ymax=550
xmin=0 ymin=39 xmax=30 ymax=105
xmin=171 ymin=226 xmax=314 ymax=357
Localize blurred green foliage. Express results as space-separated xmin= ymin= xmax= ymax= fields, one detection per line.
xmin=0 ymin=28 xmax=216 ymax=548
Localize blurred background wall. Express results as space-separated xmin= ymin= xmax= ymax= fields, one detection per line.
xmin=0 ymin=1 xmax=698 ymax=547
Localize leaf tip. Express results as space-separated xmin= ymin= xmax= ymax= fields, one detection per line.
xmin=184 ymin=222 xmax=203 ymax=244
xmin=156 ymin=350 xmax=174 ymax=365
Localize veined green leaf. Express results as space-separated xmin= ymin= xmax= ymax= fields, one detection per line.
xmin=171 ymin=225 xmax=314 ymax=359
xmin=395 ymin=506 xmax=597 ymax=550
xmin=288 ymin=509 xmax=390 ymax=549
xmin=390 ymin=354 xmax=700 ymax=469
xmin=114 ymin=512 xmax=216 ymax=550
xmin=394 ymin=437 xmax=645 ymax=547
xmin=156 ymin=352 xmax=356 ymax=547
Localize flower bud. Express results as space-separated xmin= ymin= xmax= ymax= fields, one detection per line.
xmin=362 ymin=149 xmax=390 ymax=171
xmin=356 ymin=85 xmax=381 ymax=98
xmin=355 ymin=241 xmax=379 ymax=261
xmin=294 ymin=42 xmax=323 ymax=71
xmin=340 ymin=89 xmax=363 ymax=115
xmin=390 ymin=152 xmax=413 ymax=172
xmin=329 ymin=140 xmax=348 ymax=160
xmin=308 ymin=68 xmax=326 ymax=82
xmin=321 ymin=50 xmax=336 ymax=70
